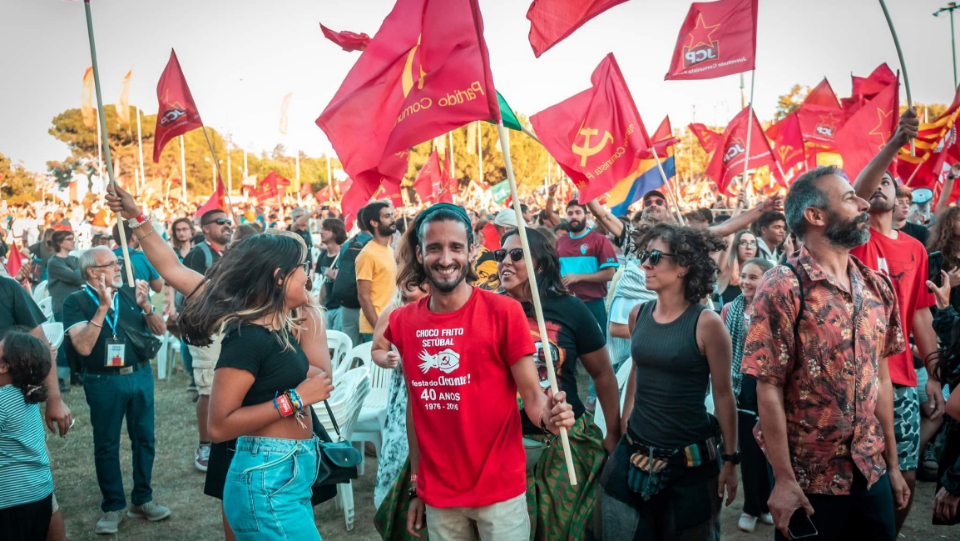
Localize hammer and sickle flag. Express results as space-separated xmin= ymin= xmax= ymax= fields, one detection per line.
xmin=153 ymin=49 xmax=203 ymax=163
xmin=530 ymin=53 xmax=651 ymax=203
xmin=317 ymin=0 xmax=500 ymax=206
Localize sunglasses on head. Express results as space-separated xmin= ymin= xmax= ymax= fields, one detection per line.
xmin=202 ymin=218 xmax=232 ymax=227
xmin=643 ymin=198 xmax=666 ymax=208
xmin=493 ymin=248 xmax=524 ymax=263
xmin=639 ymin=249 xmax=676 ymax=266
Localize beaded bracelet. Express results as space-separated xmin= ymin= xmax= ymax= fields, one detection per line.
xmin=287 ymin=388 xmax=304 ymax=412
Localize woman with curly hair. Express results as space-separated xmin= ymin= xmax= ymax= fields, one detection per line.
xmin=928 ymin=206 xmax=960 ymax=311
xmin=598 ymin=223 xmax=738 ymax=540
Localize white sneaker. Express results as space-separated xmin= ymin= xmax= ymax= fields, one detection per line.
xmin=738 ymin=513 xmax=758 ymax=532
xmin=760 ymin=512 xmax=774 ymax=525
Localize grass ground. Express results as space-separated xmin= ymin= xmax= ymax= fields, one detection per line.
xmin=48 ymin=363 xmax=955 ymax=540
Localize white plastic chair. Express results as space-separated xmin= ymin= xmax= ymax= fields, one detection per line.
xmin=32 ymin=281 xmax=48 ymax=303
xmin=37 ymin=297 xmax=54 ymax=322
xmin=326 ymin=330 xmax=353 ymax=377
xmin=313 ymin=367 xmax=370 ymax=532
xmin=350 ymin=361 xmax=393 ymax=475
xmin=41 ymin=322 xmax=64 ymax=349
xmin=335 ymin=342 xmax=371 ymax=379
xmin=595 ymin=359 xmax=634 ymax=438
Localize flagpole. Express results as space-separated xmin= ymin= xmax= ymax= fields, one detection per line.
xmin=201 ymin=126 xmax=237 ymax=220
xmin=477 ymin=122 xmax=484 ymax=186
xmin=495 ymin=120 xmax=577 ymax=486
xmin=520 ymin=125 xmax=542 ymax=145
xmin=650 ymin=145 xmax=686 ymax=225
xmin=449 ymin=130 xmax=455 ymax=179
xmin=136 ymin=107 xmax=145 ymax=194
xmin=180 ymin=135 xmax=187 ymax=204
xmin=226 ymin=137 xmax=232 ymax=198
xmin=96 ymin=111 xmax=104 ymax=185
xmin=879 ymin=0 xmax=915 ymax=155
xmin=742 ymin=70 xmax=756 ymax=205
xmin=82 ymin=0 xmax=135 ymax=286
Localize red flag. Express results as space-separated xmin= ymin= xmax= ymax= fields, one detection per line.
xmin=315 ymin=184 xmax=333 ymax=204
xmin=319 ymin=23 xmax=371 ymax=52
xmin=804 ymin=78 xmax=842 ymax=110
xmin=842 ymin=64 xmax=898 ymax=122
xmin=339 ymin=184 xmax=367 ymax=231
xmin=317 ymin=0 xmax=500 ymax=206
xmin=664 ymin=0 xmax=757 ymax=81
xmin=5 ymin=242 xmax=24 ymax=279
xmin=372 ymin=181 xmax=404 ymax=209
xmin=530 ymin=53 xmax=651 ymax=203
xmin=440 ymin=151 xmax=456 ymax=203
xmin=652 ymin=116 xmax=673 ymax=142
xmin=899 ymin=85 xmax=960 ymax=188
xmin=481 ymin=221 xmax=500 ymax=251
xmin=257 ymin=171 xmax=280 ymax=203
xmin=300 ymin=182 xmax=312 ymax=198
xmin=526 ymin=0 xmax=630 ymax=58
xmin=704 ymin=106 xmax=778 ymax=194
xmin=835 ymin=81 xmax=899 ymax=181
xmin=276 ymin=175 xmax=291 ymax=188
xmin=771 ymin=112 xmax=806 ymax=173
xmin=152 ymin=49 xmax=203 ymax=163
xmin=197 ymin=176 xmax=228 ymax=216
xmin=413 ymin=150 xmax=443 ymax=204
xmin=688 ymin=123 xmax=721 ymax=153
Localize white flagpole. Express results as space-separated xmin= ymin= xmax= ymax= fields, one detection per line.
xmin=477 ymin=122 xmax=484 ymax=185
xmin=742 ymin=70 xmax=756 ymax=204
xmin=96 ymin=112 xmax=104 ymax=184
xmin=180 ymin=135 xmax=187 ymax=204
xmin=136 ymin=107 xmax=145 ymax=193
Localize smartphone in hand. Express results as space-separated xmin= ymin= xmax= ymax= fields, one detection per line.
xmin=788 ymin=509 xmax=818 ymax=539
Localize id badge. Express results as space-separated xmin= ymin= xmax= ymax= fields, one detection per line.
xmin=105 ymin=338 xmax=126 ymax=367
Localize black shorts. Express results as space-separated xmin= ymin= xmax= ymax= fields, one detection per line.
xmin=0 ymin=493 xmax=52 ymax=541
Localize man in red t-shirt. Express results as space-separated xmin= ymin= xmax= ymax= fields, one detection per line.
xmin=373 ymin=203 xmax=574 ymax=541
xmin=555 ymin=200 xmax=618 ymax=331
xmin=849 ymin=107 xmax=938 ymax=535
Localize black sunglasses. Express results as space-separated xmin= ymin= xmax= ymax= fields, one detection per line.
xmin=493 ymin=248 xmax=524 ymax=263
xmin=639 ymin=249 xmax=676 ymax=266
xmin=202 ymin=218 xmax=232 ymax=227
xmin=643 ymin=198 xmax=666 ymax=208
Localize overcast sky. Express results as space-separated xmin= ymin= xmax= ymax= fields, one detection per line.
xmin=1 ymin=0 xmax=956 ymax=173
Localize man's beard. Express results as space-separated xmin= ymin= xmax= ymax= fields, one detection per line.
xmin=824 ymin=210 xmax=871 ymax=249
xmin=425 ymin=261 xmax=468 ymax=293
xmin=869 ymin=195 xmax=894 ymax=214
xmin=641 ymin=207 xmax=665 ymax=224
xmin=568 ymin=219 xmax=586 ymax=233
xmin=377 ymin=223 xmax=396 ymax=237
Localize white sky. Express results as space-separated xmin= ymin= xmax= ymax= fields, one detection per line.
xmin=1 ymin=0 xmax=957 ymax=173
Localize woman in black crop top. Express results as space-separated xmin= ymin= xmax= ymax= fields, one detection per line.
xmin=598 ymin=223 xmax=739 ymax=541
xmin=107 ymin=188 xmax=334 ymax=541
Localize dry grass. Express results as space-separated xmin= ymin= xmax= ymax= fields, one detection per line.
xmin=48 ymin=364 xmax=950 ymax=540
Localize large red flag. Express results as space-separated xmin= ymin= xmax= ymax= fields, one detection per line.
xmin=153 ymin=49 xmax=203 ymax=163
xmin=5 ymin=242 xmax=24 ymax=279
xmin=898 ymin=83 xmax=960 ymax=187
xmin=197 ymin=176 xmax=228 ymax=216
xmin=772 ymin=112 xmax=806 ymax=173
xmin=530 ymin=53 xmax=651 ymax=203
xmin=371 ymin=181 xmax=405 ymax=209
xmin=413 ymin=149 xmax=443 ymax=203
xmin=317 ymin=0 xmax=500 ymax=205
xmin=664 ymin=0 xmax=757 ymax=81
xmin=705 ymin=106 xmax=778 ymax=194
xmin=835 ymin=81 xmax=899 ymax=181
xmin=339 ymin=184 xmax=367 ymax=231
xmin=688 ymin=123 xmax=721 ymax=153
xmin=526 ymin=0 xmax=630 ymax=58
xmin=319 ymin=23 xmax=371 ymax=52
xmin=842 ymin=64 xmax=898 ymax=122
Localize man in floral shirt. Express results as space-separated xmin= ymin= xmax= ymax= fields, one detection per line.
xmin=742 ymin=166 xmax=909 ymax=541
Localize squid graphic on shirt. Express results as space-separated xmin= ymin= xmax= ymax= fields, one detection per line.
xmin=419 ymin=348 xmax=461 ymax=374
xmin=529 ymin=321 xmax=565 ymax=390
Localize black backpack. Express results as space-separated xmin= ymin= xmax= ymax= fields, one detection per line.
xmin=329 ymin=234 xmax=372 ymax=310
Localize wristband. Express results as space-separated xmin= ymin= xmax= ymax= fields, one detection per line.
xmin=127 ymin=214 xmax=149 ymax=229
xmin=274 ymin=393 xmax=294 ymax=418
xmin=287 ymin=389 xmax=304 ymax=411
xmin=410 ymin=473 xmax=417 ymax=484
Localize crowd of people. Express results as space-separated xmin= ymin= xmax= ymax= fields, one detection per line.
xmin=3 ymin=108 xmax=960 ymax=541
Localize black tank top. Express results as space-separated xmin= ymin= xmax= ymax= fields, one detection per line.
xmin=628 ymin=300 xmax=713 ymax=448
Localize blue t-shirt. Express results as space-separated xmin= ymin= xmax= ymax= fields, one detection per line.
xmin=113 ymin=248 xmax=160 ymax=286
xmin=0 ymin=385 xmax=53 ymax=509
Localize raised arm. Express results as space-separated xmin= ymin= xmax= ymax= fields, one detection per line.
xmin=935 ymin=163 xmax=960 ymax=219
xmin=105 ymin=185 xmax=204 ymax=297
xmin=586 ymin=199 xmax=624 ymax=239
xmin=853 ymin=108 xmax=918 ymax=201
xmin=710 ymin=195 xmax=782 ymax=238
xmin=543 ymin=184 xmax=562 ymax=227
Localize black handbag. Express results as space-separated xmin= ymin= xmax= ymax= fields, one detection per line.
xmin=314 ymin=399 xmax=363 ymax=486
xmin=115 ymin=287 xmax=163 ymax=361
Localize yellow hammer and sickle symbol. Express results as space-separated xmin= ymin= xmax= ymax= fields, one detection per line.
xmin=571 ymin=127 xmax=614 ymax=167
xmin=402 ymin=35 xmax=427 ymax=98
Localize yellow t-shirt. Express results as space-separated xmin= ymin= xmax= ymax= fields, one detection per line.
xmin=355 ymin=241 xmax=398 ymax=334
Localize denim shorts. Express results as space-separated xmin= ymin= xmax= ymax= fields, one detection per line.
xmin=223 ymin=435 xmax=322 ymax=541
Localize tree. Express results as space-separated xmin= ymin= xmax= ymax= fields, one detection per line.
xmin=0 ymin=152 xmax=39 ymax=204
xmin=774 ymin=84 xmax=808 ymax=121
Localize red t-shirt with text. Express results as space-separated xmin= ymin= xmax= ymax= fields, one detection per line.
xmin=851 ymin=229 xmax=934 ymax=386
xmin=384 ymin=288 xmax=534 ymax=508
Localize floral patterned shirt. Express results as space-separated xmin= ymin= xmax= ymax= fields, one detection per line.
xmin=740 ymin=246 xmax=904 ymax=495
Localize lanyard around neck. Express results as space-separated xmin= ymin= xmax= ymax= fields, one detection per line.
xmin=84 ymin=285 xmax=120 ymax=337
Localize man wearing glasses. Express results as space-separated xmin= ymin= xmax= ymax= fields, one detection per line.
xmin=182 ymin=209 xmax=233 ymax=472
xmin=63 ymin=247 xmax=169 ymax=534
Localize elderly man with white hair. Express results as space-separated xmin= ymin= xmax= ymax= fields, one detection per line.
xmin=62 ymin=246 xmax=169 ymax=535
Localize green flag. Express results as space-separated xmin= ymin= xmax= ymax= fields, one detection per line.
xmin=487 ymin=92 xmax=523 ymax=132
xmin=491 ymin=179 xmax=511 ymax=204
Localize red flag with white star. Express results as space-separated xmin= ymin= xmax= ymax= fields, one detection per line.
xmin=835 ymin=81 xmax=899 ymax=181
xmin=664 ymin=0 xmax=757 ymax=81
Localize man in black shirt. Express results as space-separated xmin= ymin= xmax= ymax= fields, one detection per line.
xmin=181 ymin=209 xmax=231 ymax=472
xmin=63 ymin=247 xmax=169 ymax=534
xmin=317 ymin=218 xmax=346 ymax=330
xmin=894 ymin=186 xmax=930 ymax=247
xmin=329 ymin=206 xmax=372 ymax=347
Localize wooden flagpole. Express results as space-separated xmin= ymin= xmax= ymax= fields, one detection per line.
xmin=496 ymin=120 xmax=577 ymax=486
xmin=136 ymin=107 xmax=145 ymax=193
xmin=879 ymin=0 xmax=914 ymax=156
xmin=82 ymin=0 xmax=134 ymax=286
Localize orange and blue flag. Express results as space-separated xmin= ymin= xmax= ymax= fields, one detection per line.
xmin=606 ymin=144 xmax=675 ymax=216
